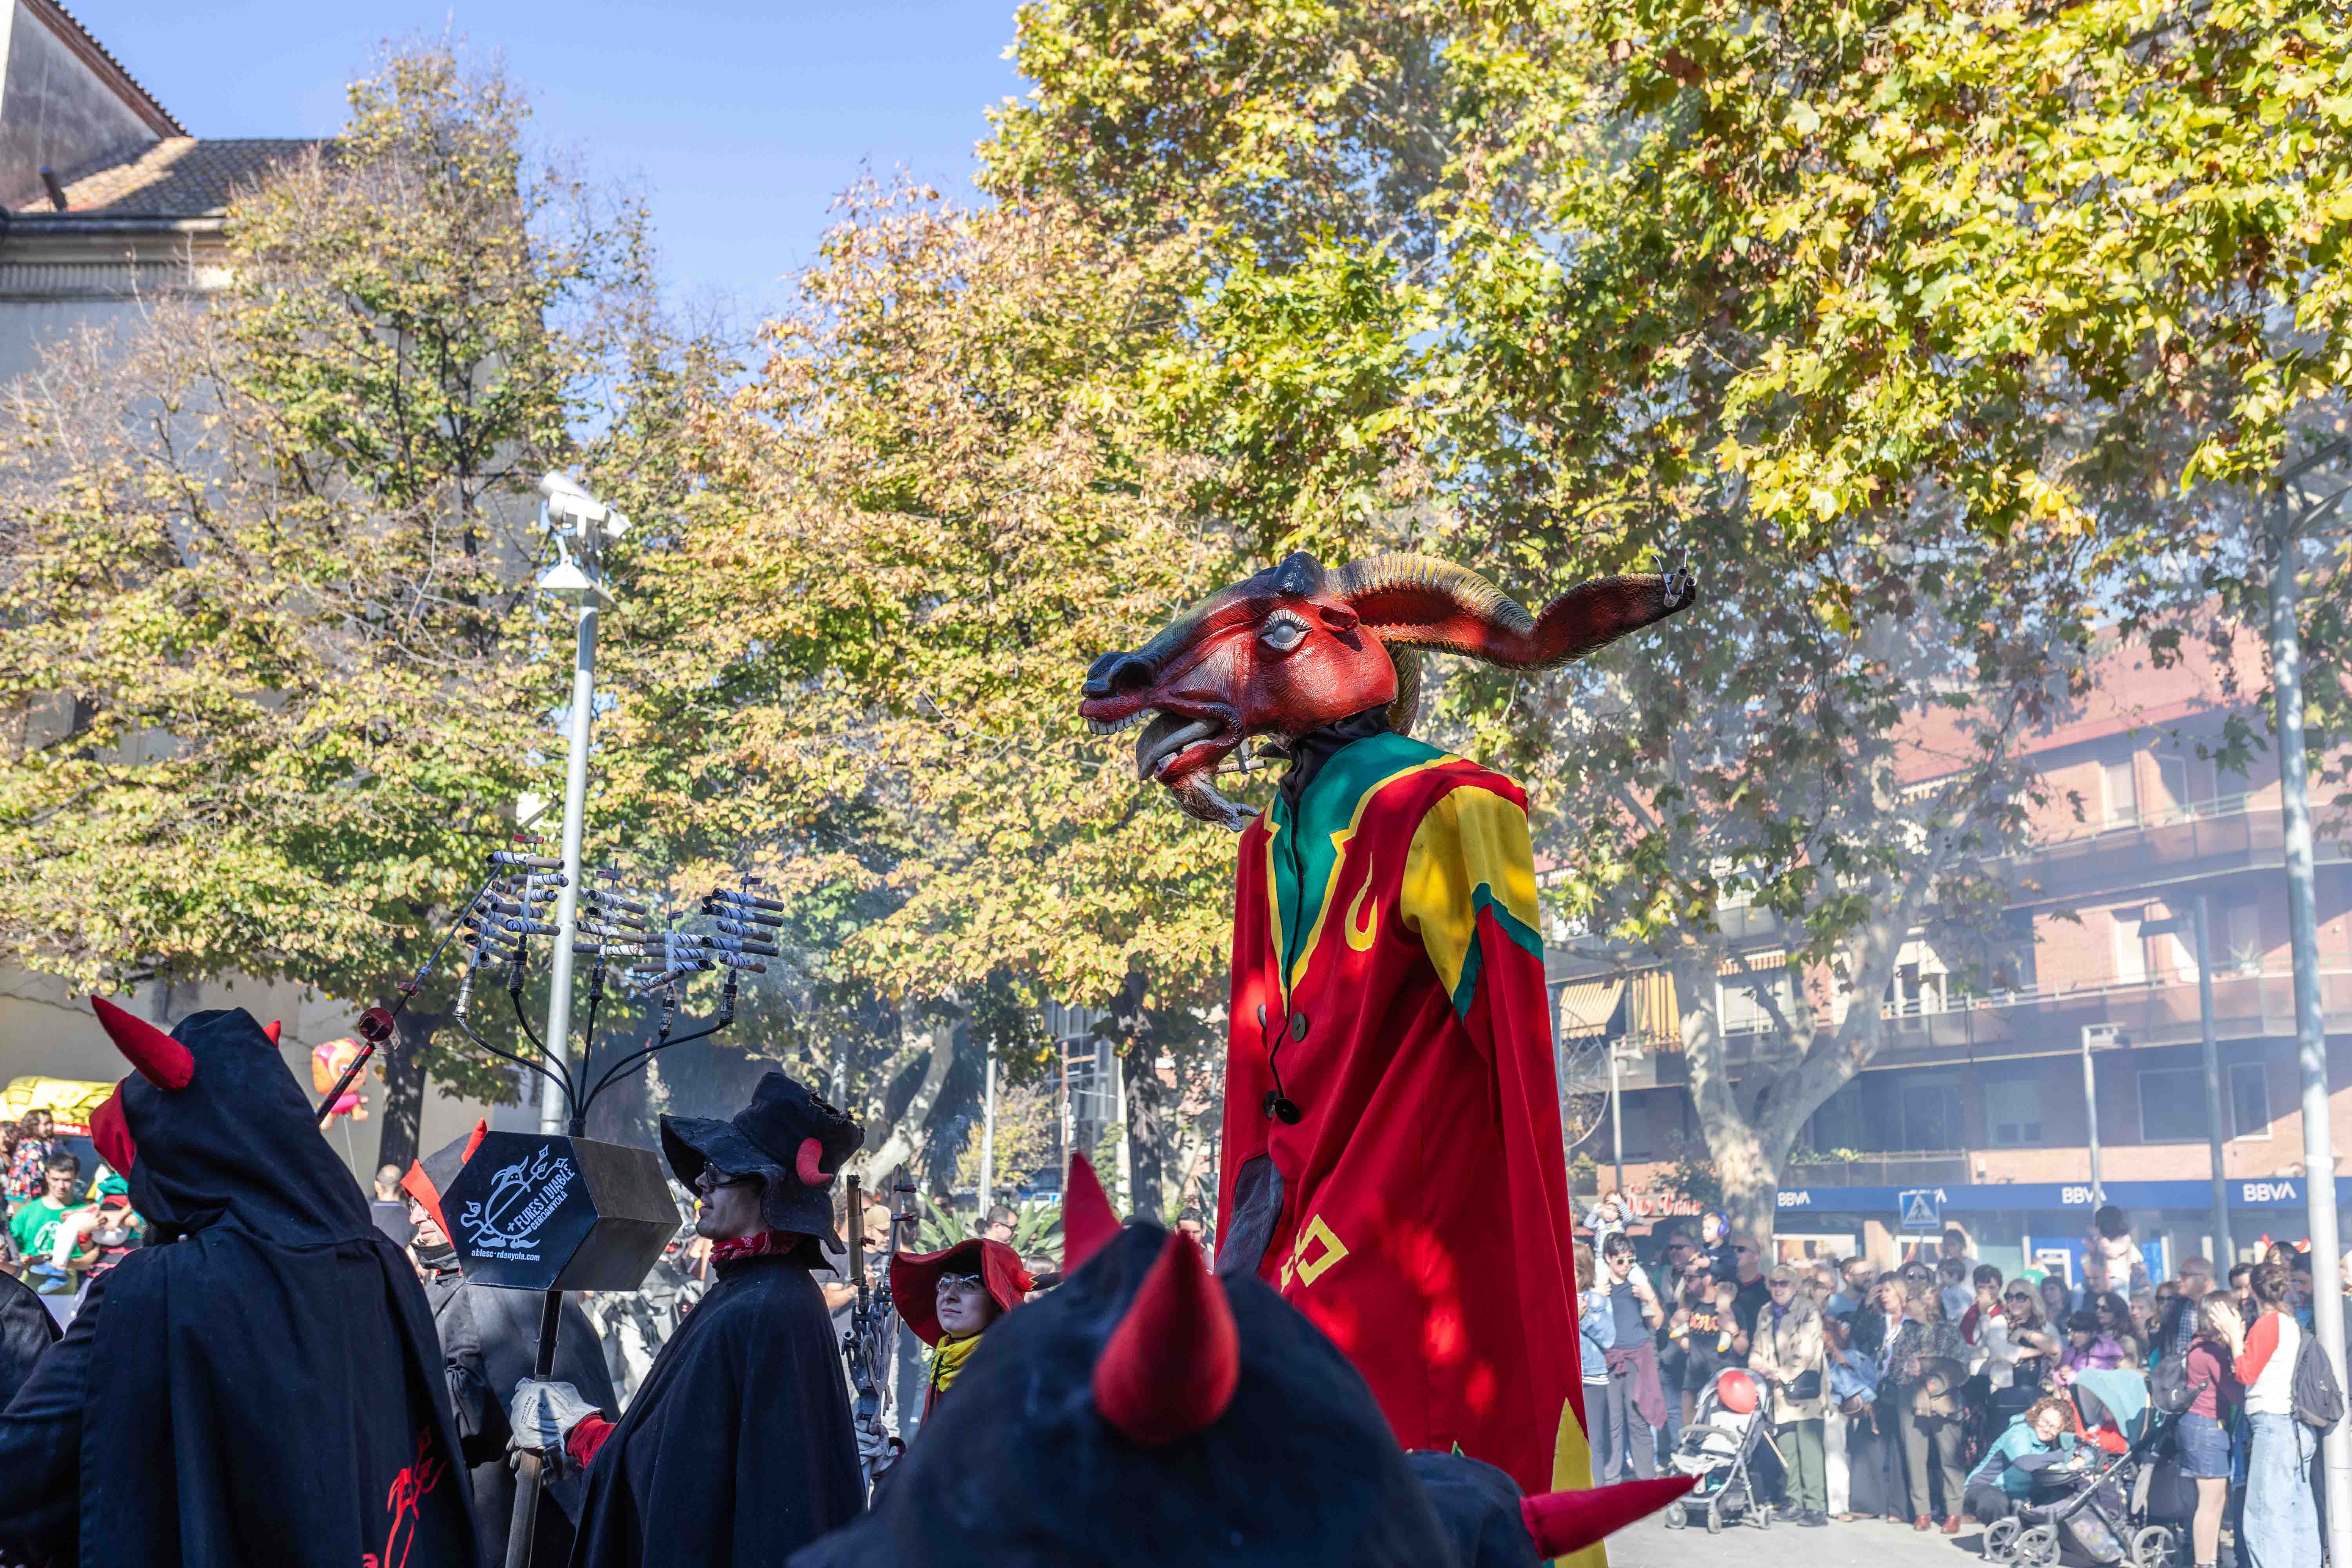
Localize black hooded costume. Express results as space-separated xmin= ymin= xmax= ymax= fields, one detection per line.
xmin=0 ymin=1272 xmax=58 ymax=1409
xmin=790 ymin=1154 xmax=1691 ymax=1568
xmin=0 ymin=1001 xmax=474 ymax=1568
xmin=548 ymin=1071 xmax=864 ymax=1568
xmin=405 ymin=1125 xmax=620 ymax=1568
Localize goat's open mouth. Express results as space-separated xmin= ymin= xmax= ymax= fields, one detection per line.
xmin=1134 ymin=713 xmax=1237 ymax=782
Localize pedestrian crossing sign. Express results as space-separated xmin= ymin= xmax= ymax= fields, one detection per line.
xmin=1898 ymin=1188 xmax=1941 ymax=1231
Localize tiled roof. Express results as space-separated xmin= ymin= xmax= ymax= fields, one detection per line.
xmin=43 ymin=138 xmax=320 ymax=220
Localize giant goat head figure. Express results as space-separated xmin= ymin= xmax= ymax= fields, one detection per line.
xmin=1080 ymin=551 xmax=1697 ymax=829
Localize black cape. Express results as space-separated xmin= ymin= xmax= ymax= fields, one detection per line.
xmin=0 ymin=1007 xmax=474 ymax=1568
xmin=568 ymin=1245 xmax=862 ymax=1568
xmin=421 ymin=1259 xmax=618 ymax=1568
xmin=0 ymin=1271 xmax=58 ymax=1408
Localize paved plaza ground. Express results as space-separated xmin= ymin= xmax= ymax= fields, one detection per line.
xmin=1609 ymin=1511 xmax=2009 ymax=1568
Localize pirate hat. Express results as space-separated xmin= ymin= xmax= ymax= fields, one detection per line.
xmin=892 ymin=1238 xmax=1033 ymax=1346
xmin=398 ymin=1120 xmax=488 ymax=1238
xmin=659 ymin=1071 xmax=860 ymax=1249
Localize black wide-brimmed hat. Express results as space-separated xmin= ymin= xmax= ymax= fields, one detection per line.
xmin=659 ymin=1071 xmax=861 ymax=1248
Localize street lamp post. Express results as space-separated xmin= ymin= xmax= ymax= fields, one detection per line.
xmin=531 ymin=472 xmax=627 ymax=1134
xmin=2265 ymin=445 xmax=2352 ymax=1567
xmin=2079 ymin=1023 xmax=2122 ymax=1206
xmin=2143 ymin=904 xmax=2232 ymax=1265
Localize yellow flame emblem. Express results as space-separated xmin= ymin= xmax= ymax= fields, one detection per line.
xmin=1343 ymin=875 xmax=1379 ymax=951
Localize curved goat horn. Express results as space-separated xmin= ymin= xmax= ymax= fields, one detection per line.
xmin=1061 ymin=1152 xmax=1120 ymax=1272
xmin=1093 ymin=1230 xmax=1239 ymax=1445
xmin=1519 ymin=1475 xmax=1696 ymax=1559
xmin=91 ymin=995 xmax=195 ymax=1090
xmin=1334 ymin=553 xmax=1694 ymax=670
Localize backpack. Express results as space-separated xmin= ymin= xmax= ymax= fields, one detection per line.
xmin=2149 ymin=1352 xmax=2198 ymax=1416
xmin=2293 ymin=1331 xmax=2345 ymax=1432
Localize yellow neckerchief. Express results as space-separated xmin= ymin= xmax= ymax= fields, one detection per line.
xmin=929 ymin=1331 xmax=983 ymax=1396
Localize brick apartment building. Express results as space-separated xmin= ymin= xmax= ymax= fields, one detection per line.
xmin=1556 ymin=627 xmax=2352 ymax=1283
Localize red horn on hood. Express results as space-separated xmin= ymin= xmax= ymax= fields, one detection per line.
xmin=1093 ymin=1230 xmax=1239 ymax=1445
xmin=1062 ymin=1152 xmax=1119 ymax=1272
xmin=91 ymin=995 xmax=194 ymax=1090
xmin=795 ymin=1137 xmax=835 ymax=1187
xmin=1519 ymin=1476 xmax=1695 ymax=1559
xmin=91 ymin=1085 xmax=137 ymax=1174
xmin=263 ymin=1020 xmax=281 ymax=1044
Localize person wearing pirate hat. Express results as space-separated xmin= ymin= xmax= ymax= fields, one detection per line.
xmin=790 ymin=1156 xmax=1693 ymax=1568
xmin=891 ymin=1236 xmax=1033 ymax=1421
xmin=402 ymin=1122 xmax=618 ymax=1568
xmin=507 ymin=1070 xmax=865 ymax=1567
xmin=0 ymin=999 xmax=474 ymax=1568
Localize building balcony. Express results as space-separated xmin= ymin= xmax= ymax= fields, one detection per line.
xmin=2005 ymin=791 xmax=2344 ymax=904
xmin=1869 ymin=965 xmax=2352 ymax=1065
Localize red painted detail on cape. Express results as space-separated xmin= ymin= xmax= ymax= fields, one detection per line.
xmin=376 ymin=1427 xmax=448 ymax=1568
xmin=1215 ymin=756 xmax=1586 ymax=1495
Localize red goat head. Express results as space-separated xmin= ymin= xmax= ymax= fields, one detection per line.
xmin=1080 ymin=550 xmax=1696 ymax=828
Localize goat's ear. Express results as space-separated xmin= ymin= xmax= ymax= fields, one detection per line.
xmin=1316 ymin=602 xmax=1360 ymax=633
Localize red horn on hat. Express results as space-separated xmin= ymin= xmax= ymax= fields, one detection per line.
xmin=1093 ymin=1230 xmax=1238 ymax=1446
xmin=1062 ymin=1151 xmax=1119 ymax=1272
xmin=91 ymin=995 xmax=194 ymax=1090
xmin=795 ymin=1137 xmax=834 ymax=1187
xmin=263 ymin=1020 xmax=281 ymax=1044
xmin=1519 ymin=1476 xmax=1695 ymax=1559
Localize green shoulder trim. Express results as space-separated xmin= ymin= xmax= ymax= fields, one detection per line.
xmin=1267 ymin=731 xmax=1454 ymax=992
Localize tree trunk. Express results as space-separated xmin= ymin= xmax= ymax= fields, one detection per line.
xmin=1109 ymin=971 xmax=1169 ymax=1221
xmin=375 ymin=1009 xmax=436 ymax=1172
xmin=1672 ymin=959 xmax=1789 ymax=1250
xmin=854 ymin=1003 xmax=960 ymax=1182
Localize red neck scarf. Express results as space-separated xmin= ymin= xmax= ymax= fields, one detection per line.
xmin=710 ymin=1230 xmax=798 ymax=1267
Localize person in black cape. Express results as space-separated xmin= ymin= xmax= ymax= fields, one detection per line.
xmin=507 ymin=1070 xmax=864 ymax=1567
xmin=0 ymin=998 xmax=473 ymax=1568
xmin=790 ymin=1154 xmax=1694 ymax=1568
xmin=404 ymin=1120 xmax=619 ymax=1568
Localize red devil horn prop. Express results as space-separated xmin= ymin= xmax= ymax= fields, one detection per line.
xmin=1093 ymin=1230 xmax=1239 ymax=1445
xmin=91 ymin=995 xmax=195 ymax=1090
xmin=795 ymin=1137 xmax=834 ymax=1187
xmin=1519 ymin=1476 xmax=1695 ymax=1559
xmin=90 ymin=1085 xmax=137 ymax=1174
xmin=263 ymin=1020 xmax=281 ymax=1044
xmin=1062 ymin=1152 xmax=1119 ymax=1271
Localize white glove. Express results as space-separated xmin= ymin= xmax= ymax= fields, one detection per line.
xmin=508 ymin=1377 xmax=598 ymax=1473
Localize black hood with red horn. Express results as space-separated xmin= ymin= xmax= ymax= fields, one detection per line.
xmin=789 ymin=1154 xmax=1687 ymax=1567
xmin=791 ymin=1213 xmax=1454 ymax=1568
xmin=93 ymin=998 xmax=370 ymax=1242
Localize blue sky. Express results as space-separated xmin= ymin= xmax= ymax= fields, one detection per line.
xmin=89 ymin=0 xmax=1028 ymax=320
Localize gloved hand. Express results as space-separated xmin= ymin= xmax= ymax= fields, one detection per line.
xmin=507 ymin=1377 xmax=598 ymax=1474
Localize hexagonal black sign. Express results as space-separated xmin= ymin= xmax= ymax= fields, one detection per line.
xmin=444 ymin=1132 xmax=682 ymax=1292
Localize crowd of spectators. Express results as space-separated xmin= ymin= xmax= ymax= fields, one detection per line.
xmin=1579 ymin=1195 xmax=2343 ymax=1568
xmin=0 ymin=1110 xmax=143 ymax=1316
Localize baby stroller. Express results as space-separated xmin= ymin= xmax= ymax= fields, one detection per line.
xmin=1983 ymin=1371 xmax=2183 ymax=1568
xmin=1662 ymin=1368 xmax=1782 ymax=1534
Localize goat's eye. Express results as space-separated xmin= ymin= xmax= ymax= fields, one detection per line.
xmin=1259 ymin=614 xmax=1310 ymax=654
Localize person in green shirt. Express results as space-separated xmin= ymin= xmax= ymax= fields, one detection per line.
xmin=9 ymin=1151 xmax=93 ymax=1292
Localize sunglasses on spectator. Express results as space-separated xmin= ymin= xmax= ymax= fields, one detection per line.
xmin=2005 ymin=1291 xmax=2033 ymax=1302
